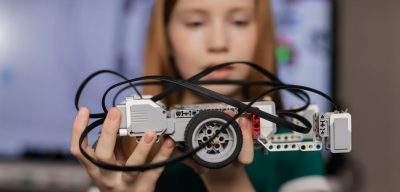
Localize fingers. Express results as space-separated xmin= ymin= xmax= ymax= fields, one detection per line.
xmin=135 ymin=137 xmax=175 ymax=188
xmin=122 ymin=131 xmax=157 ymax=182
xmin=224 ymin=109 xmax=236 ymax=117
xmin=71 ymin=107 xmax=89 ymax=156
xmin=70 ymin=107 xmax=97 ymax=171
xmin=224 ymin=110 xmax=254 ymax=165
xmin=95 ymin=108 xmax=121 ymax=164
xmin=149 ymin=137 xmax=175 ymax=166
xmin=114 ymin=138 xmax=127 ymax=166
xmin=263 ymin=96 xmax=272 ymax=101
xmin=126 ymin=131 xmax=157 ymax=165
xmin=237 ymin=116 xmax=254 ymax=165
xmin=235 ymin=96 xmax=271 ymax=164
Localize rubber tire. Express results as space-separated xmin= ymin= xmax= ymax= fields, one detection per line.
xmin=184 ymin=111 xmax=243 ymax=169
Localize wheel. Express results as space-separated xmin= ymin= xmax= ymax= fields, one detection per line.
xmin=184 ymin=111 xmax=243 ymax=169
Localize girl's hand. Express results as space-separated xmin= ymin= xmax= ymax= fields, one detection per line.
xmin=182 ymin=109 xmax=254 ymax=173
xmin=182 ymin=96 xmax=272 ymax=192
xmin=180 ymin=110 xmax=255 ymax=192
xmin=70 ymin=107 xmax=175 ymax=192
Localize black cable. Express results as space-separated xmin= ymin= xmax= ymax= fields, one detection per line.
xmin=197 ymin=80 xmax=312 ymax=113
xmin=111 ymin=79 xmax=311 ymax=113
xmin=152 ymin=61 xmax=309 ymax=104
xmin=100 ymin=76 xmax=315 ymax=133
xmin=74 ymin=70 xmax=142 ymax=119
xmin=79 ymin=81 xmax=312 ymax=171
xmin=75 ymin=61 xmax=340 ymax=172
xmin=151 ymin=61 xmax=312 ymax=114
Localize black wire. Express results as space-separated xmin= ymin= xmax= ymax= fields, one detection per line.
xmin=75 ymin=61 xmax=340 ymax=172
xmin=74 ymin=70 xmax=142 ymax=118
xmin=100 ymin=75 xmax=315 ymax=133
xmin=79 ymin=100 xmax=250 ymax=171
xmin=111 ymin=80 xmax=311 ymax=113
xmin=151 ymin=61 xmax=309 ymax=104
xmin=79 ymin=81 xmax=312 ymax=171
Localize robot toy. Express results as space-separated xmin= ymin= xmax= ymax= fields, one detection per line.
xmin=116 ymin=95 xmax=351 ymax=169
xmin=75 ymin=62 xmax=352 ymax=171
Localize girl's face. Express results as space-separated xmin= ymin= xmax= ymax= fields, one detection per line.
xmin=168 ymin=0 xmax=257 ymax=97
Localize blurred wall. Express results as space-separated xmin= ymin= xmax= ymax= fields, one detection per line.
xmin=338 ymin=0 xmax=400 ymax=191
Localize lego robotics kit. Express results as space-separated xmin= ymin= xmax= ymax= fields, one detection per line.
xmin=75 ymin=61 xmax=351 ymax=171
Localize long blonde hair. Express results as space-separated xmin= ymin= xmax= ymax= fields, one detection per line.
xmin=143 ymin=0 xmax=281 ymax=107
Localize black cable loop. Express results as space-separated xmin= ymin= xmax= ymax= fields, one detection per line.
xmin=74 ymin=70 xmax=142 ymax=118
xmin=75 ymin=61 xmax=340 ymax=172
xmin=197 ymin=79 xmax=312 ymax=112
xmin=100 ymin=76 xmax=314 ymax=133
xmin=79 ymin=101 xmax=251 ymax=171
xmin=79 ymin=83 xmax=311 ymax=171
xmin=111 ymin=80 xmax=311 ymax=113
xmin=151 ymin=61 xmax=309 ymax=103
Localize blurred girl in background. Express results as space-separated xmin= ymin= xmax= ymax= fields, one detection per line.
xmin=71 ymin=0 xmax=329 ymax=191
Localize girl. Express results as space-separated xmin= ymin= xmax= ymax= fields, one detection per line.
xmin=71 ymin=0 xmax=330 ymax=191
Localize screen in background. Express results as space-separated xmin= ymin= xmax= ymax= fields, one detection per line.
xmin=0 ymin=0 xmax=333 ymax=159
xmin=273 ymin=0 xmax=332 ymax=113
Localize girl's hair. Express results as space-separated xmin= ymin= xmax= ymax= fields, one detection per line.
xmin=143 ymin=0 xmax=282 ymax=107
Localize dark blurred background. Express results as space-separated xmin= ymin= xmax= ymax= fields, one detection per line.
xmin=0 ymin=0 xmax=398 ymax=191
